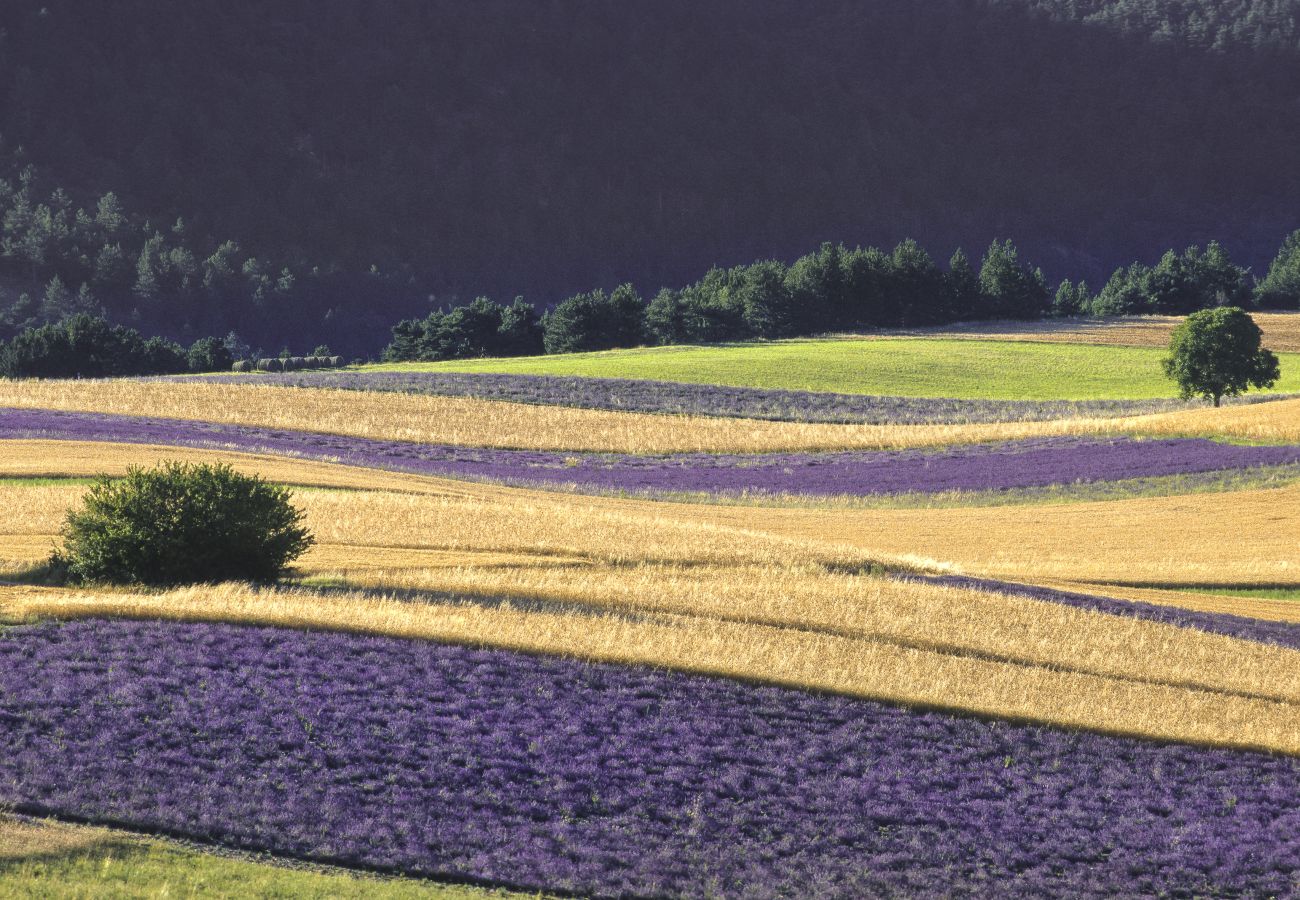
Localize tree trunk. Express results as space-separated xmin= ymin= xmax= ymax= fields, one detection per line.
xmin=1214 ymin=394 xmax=1221 ymax=408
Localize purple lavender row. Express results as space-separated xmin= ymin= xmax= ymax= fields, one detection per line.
xmin=5 ymin=407 xmax=1300 ymax=498
xmin=173 ymin=370 xmax=1285 ymax=424
xmin=2 ymin=620 xmax=1296 ymax=898
xmin=909 ymin=575 xmax=1300 ymax=651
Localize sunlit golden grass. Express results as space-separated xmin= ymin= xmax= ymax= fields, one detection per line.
xmin=3 ymin=581 xmax=1297 ymax=755
xmin=894 ymin=312 xmax=1300 ymax=352
xmin=0 ymin=439 xmax=487 ymax=497
xmin=314 ymin=564 xmax=1300 ymax=705
xmin=5 ymin=379 xmax=1300 ymax=452
xmin=696 ymin=483 xmax=1300 ymax=587
xmin=0 ymin=475 xmax=904 ymax=577
xmin=3 ymin=442 xmax=1294 ymax=607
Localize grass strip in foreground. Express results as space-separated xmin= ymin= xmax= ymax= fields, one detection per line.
xmin=0 ymin=618 xmax=1295 ymax=898
xmin=0 ymin=816 xmax=532 ymax=898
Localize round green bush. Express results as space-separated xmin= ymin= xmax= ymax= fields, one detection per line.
xmin=57 ymin=461 xmax=314 ymax=585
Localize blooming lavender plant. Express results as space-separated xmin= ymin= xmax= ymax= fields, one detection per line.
xmin=0 ymin=619 xmax=1295 ymax=898
xmin=172 ymin=371 xmax=1290 ymax=424
xmin=5 ymin=407 xmax=1300 ymax=500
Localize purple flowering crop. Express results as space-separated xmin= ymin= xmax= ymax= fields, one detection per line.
xmin=0 ymin=619 xmax=1296 ymax=898
xmin=5 ymin=407 xmax=1300 ymax=499
xmin=909 ymin=575 xmax=1300 ymax=652
xmin=171 ymin=370 xmax=1282 ymax=424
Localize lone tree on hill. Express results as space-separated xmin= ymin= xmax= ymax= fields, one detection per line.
xmin=1162 ymin=307 xmax=1280 ymax=407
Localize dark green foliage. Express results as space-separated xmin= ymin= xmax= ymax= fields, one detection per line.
xmin=0 ymin=314 xmax=187 ymax=378
xmin=542 ymin=285 xmax=645 ymax=354
xmin=736 ymin=261 xmax=797 ymax=338
xmin=382 ymin=296 xmax=544 ymax=362
xmin=1255 ymin=230 xmax=1300 ymax=309
xmin=186 ymin=336 xmax=234 ymax=373
xmin=1092 ymin=244 xmax=1251 ymax=315
xmin=56 ymin=461 xmax=314 ymax=586
xmin=883 ymin=240 xmax=950 ymax=326
xmin=946 ymin=250 xmax=983 ymax=321
xmin=1050 ymin=279 xmax=1092 ymax=318
xmin=978 ymin=241 xmax=1051 ymax=320
xmin=1161 ymin=307 xmax=1280 ymax=406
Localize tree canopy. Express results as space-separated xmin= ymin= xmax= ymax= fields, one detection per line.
xmin=1161 ymin=307 xmax=1280 ymax=406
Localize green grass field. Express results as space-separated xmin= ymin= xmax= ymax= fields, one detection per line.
xmin=371 ymin=338 xmax=1300 ymax=400
xmin=0 ymin=828 xmax=536 ymax=900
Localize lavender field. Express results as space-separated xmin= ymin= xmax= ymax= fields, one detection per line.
xmin=5 ymin=406 xmax=1300 ymax=501
xmin=2 ymin=618 xmax=1296 ymax=899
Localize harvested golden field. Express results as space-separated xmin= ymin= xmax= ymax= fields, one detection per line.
xmin=0 ymin=439 xmax=484 ymax=496
xmin=4 ymin=379 xmax=1300 ymax=452
xmin=698 ymin=483 xmax=1300 ymax=587
xmin=889 ymin=312 xmax=1300 ymax=352
xmin=3 ymin=581 xmax=1297 ymax=755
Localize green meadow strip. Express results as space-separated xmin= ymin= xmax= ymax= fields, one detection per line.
xmin=370 ymin=338 xmax=1300 ymax=401
xmin=0 ymin=817 xmax=540 ymax=899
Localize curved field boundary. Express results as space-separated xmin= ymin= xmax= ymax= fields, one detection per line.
xmin=1039 ymin=580 xmax=1300 ymax=625
xmin=910 ymin=575 xmax=1300 ymax=648
xmin=6 ymin=407 xmax=1300 ymax=501
xmin=4 ymin=382 xmax=1300 ymax=453
xmin=180 ymin=370 xmax=1269 ymax=424
xmin=3 ymin=438 xmax=1296 ymax=606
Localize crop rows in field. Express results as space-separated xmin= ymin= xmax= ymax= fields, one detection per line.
xmin=7 ymin=380 xmax=1300 ymax=453
xmin=1 ymin=618 xmax=1296 ymax=899
xmin=6 ymin=406 xmax=1300 ymax=503
xmin=184 ymin=370 xmax=1238 ymax=424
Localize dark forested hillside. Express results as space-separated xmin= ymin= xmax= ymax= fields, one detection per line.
xmin=1 ymin=0 xmax=1298 ymax=352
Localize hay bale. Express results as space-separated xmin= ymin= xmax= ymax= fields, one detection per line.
xmin=232 ymin=360 xmax=252 ymax=373
xmin=328 ymin=356 xmax=343 ymax=368
xmin=255 ymin=358 xmax=280 ymax=372
xmin=305 ymin=356 xmax=324 ymax=369
xmin=287 ymin=356 xmax=307 ymax=371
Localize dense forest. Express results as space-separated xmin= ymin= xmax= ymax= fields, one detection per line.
xmin=1 ymin=0 xmax=1298 ymax=353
